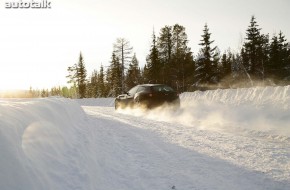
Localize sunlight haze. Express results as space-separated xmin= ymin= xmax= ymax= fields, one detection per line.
xmin=0 ymin=0 xmax=289 ymax=90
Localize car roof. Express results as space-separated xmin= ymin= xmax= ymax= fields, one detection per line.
xmin=138 ymin=84 xmax=165 ymax=87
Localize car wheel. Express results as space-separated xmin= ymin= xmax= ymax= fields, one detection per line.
xmin=115 ymin=100 xmax=120 ymax=110
xmin=134 ymin=98 xmax=140 ymax=108
xmin=135 ymin=98 xmax=149 ymax=109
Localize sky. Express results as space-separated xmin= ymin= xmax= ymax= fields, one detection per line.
xmin=0 ymin=0 xmax=290 ymax=90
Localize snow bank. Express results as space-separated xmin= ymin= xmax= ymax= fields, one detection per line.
xmin=0 ymin=98 xmax=91 ymax=190
xmin=181 ymin=85 xmax=290 ymax=108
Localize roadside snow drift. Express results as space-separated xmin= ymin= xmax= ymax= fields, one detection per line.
xmin=1 ymin=86 xmax=290 ymax=190
xmin=0 ymin=98 xmax=91 ymax=190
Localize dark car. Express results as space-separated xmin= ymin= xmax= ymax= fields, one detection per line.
xmin=115 ymin=84 xmax=180 ymax=110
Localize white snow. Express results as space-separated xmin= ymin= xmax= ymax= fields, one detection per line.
xmin=1 ymin=86 xmax=290 ymax=190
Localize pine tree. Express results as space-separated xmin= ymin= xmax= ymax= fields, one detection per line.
xmin=156 ymin=24 xmax=193 ymax=90
xmin=98 ymin=64 xmax=106 ymax=97
xmin=243 ymin=16 xmax=261 ymax=73
xmin=242 ymin=16 xmax=269 ymax=81
xmin=41 ymin=89 xmax=48 ymax=97
xmin=77 ymin=52 xmax=87 ymax=98
xmin=66 ymin=53 xmax=87 ymax=98
xmin=87 ymin=70 xmax=98 ymax=98
xmin=267 ymin=31 xmax=290 ymax=82
xmin=219 ymin=50 xmax=234 ymax=87
xmin=50 ymin=86 xmax=61 ymax=96
xmin=141 ymin=64 xmax=150 ymax=84
xmin=125 ymin=53 xmax=141 ymax=89
xmin=220 ymin=53 xmax=228 ymax=76
xmin=158 ymin=25 xmax=173 ymax=84
xmin=194 ymin=23 xmax=219 ymax=87
xmin=107 ymin=53 xmax=122 ymax=97
xmin=146 ymin=29 xmax=161 ymax=83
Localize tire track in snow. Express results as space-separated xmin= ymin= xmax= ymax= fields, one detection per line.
xmin=83 ymin=106 xmax=290 ymax=184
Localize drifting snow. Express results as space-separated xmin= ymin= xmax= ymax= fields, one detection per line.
xmin=1 ymin=86 xmax=290 ymax=190
xmin=180 ymin=86 xmax=290 ymax=137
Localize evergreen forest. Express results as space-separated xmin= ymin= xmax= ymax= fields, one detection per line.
xmin=35 ymin=16 xmax=290 ymax=98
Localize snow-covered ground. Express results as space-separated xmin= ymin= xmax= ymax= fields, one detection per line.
xmin=1 ymin=86 xmax=290 ymax=190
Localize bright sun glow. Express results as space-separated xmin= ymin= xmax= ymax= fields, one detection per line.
xmin=0 ymin=6 xmax=66 ymax=90
xmin=0 ymin=3 xmax=111 ymax=91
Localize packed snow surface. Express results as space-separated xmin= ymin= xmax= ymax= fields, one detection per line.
xmin=1 ymin=86 xmax=290 ymax=190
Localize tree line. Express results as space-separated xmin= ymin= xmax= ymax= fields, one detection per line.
xmin=64 ymin=15 xmax=290 ymax=98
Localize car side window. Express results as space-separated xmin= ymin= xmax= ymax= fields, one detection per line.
xmin=136 ymin=86 xmax=150 ymax=93
xmin=162 ymin=85 xmax=174 ymax=92
xmin=128 ymin=86 xmax=139 ymax=95
xmin=152 ymin=85 xmax=174 ymax=92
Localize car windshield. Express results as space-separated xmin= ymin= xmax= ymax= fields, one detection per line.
xmin=152 ymin=85 xmax=174 ymax=92
xmin=127 ymin=86 xmax=139 ymax=95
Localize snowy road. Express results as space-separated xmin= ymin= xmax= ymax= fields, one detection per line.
xmin=83 ymin=105 xmax=290 ymax=190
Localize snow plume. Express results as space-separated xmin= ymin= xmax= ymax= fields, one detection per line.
xmin=119 ymin=86 xmax=290 ymax=139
